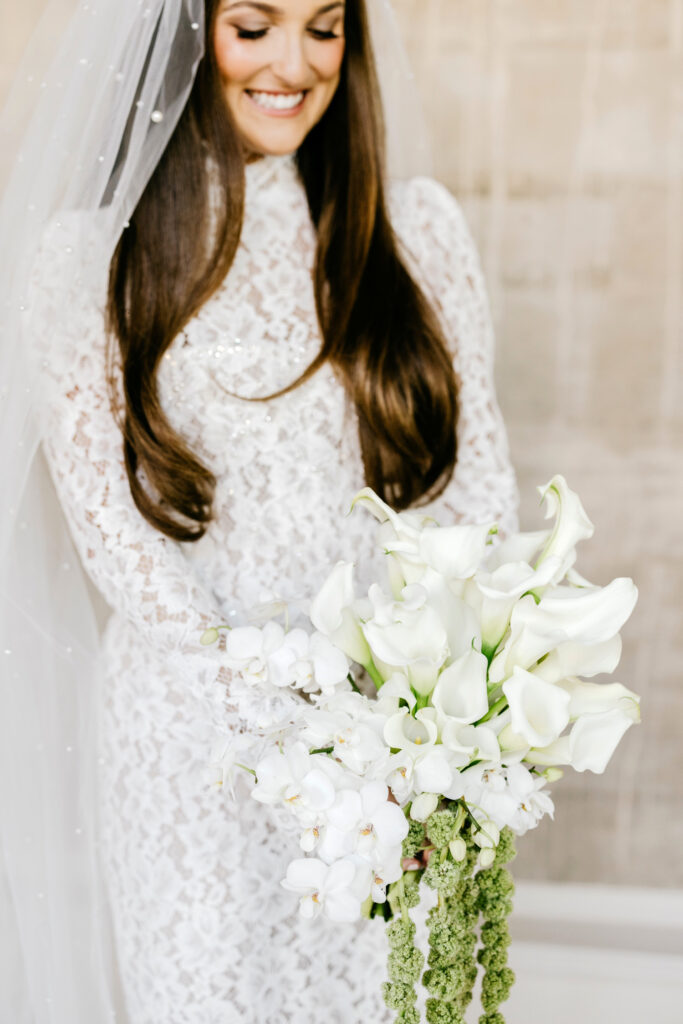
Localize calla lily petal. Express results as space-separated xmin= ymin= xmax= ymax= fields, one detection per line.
xmin=432 ymin=648 xmax=489 ymax=725
xmin=533 ymin=635 xmax=623 ymax=683
xmin=568 ymin=708 xmax=637 ymax=773
xmin=535 ymin=475 xmax=595 ymax=582
xmin=309 ymin=562 xmax=371 ymax=666
xmin=556 ymin=677 xmax=641 ymax=721
xmin=502 ymin=666 xmax=571 ymax=748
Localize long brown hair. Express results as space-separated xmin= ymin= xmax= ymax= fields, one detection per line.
xmin=108 ymin=0 xmax=459 ymax=542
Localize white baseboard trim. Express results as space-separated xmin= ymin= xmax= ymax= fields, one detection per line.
xmin=511 ymin=879 xmax=683 ymax=955
xmin=481 ymin=881 xmax=683 ymax=1024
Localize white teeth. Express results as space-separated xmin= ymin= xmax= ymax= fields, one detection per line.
xmin=249 ymin=91 xmax=305 ymax=111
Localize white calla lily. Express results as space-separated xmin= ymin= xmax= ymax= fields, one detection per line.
xmin=472 ymin=558 xmax=560 ymax=656
xmin=413 ymin=748 xmax=454 ymax=794
xmin=362 ymin=584 xmax=448 ymax=696
xmin=525 ymin=699 xmax=639 ymax=773
xmin=384 ymin=707 xmax=438 ymax=752
xmin=491 ymin=578 xmax=638 ymax=680
xmin=556 ymin=677 xmax=641 ymax=721
xmin=414 ymin=522 xmax=496 ymax=581
xmin=533 ymin=635 xmax=623 ymax=684
xmin=373 ymin=673 xmax=417 ymax=716
xmin=432 ymin=648 xmax=489 ymax=725
xmin=351 ymin=487 xmax=428 ymax=534
xmin=502 ymin=667 xmax=571 ymax=748
xmin=568 ymin=708 xmax=638 ymax=773
xmin=534 ymin=475 xmax=595 ymax=583
xmin=485 ymin=529 xmax=550 ymax=572
xmin=309 ymin=561 xmax=372 ymax=666
xmin=441 ymin=722 xmax=502 ymax=767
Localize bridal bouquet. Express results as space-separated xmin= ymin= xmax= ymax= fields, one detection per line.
xmin=203 ymin=476 xmax=640 ymax=1024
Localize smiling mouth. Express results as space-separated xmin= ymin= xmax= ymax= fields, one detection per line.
xmin=246 ymin=90 xmax=307 ymax=112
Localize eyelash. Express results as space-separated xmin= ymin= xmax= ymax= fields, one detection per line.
xmin=236 ymin=28 xmax=340 ymax=41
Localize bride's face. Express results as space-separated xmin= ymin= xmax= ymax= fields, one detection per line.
xmin=213 ymin=0 xmax=347 ymax=157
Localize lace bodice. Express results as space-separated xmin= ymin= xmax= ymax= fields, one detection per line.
xmin=30 ymin=154 xmax=517 ymax=723
xmin=27 ymin=155 xmax=518 ymax=1023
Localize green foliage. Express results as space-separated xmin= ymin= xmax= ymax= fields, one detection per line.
xmin=403 ymin=876 xmax=422 ymax=909
xmin=493 ymin=828 xmax=517 ymax=867
xmin=385 ymin=819 xmax=518 ymax=1024
xmin=395 ymin=1009 xmax=421 ymax=1024
xmin=425 ymin=998 xmax=467 ymax=1024
xmin=475 ymin=831 xmax=517 ymax=1021
xmin=402 ymin=820 xmax=426 ymax=859
xmin=423 ymin=856 xmax=464 ymax=898
xmin=481 ymin=967 xmax=515 ymax=1012
xmin=426 ymin=809 xmax=459 ymax=849
xmin=383 ymin=980 xmax=418 ymax=1011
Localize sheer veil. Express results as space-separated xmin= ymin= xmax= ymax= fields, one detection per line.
xmin=0 ymin=1 xmax=431 ymax=1020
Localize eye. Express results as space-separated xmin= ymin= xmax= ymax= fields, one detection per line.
xmin=309 ymin=29 xmax=341 ymax=40
xmin=236 ymin=27 xmax=269 ymax=40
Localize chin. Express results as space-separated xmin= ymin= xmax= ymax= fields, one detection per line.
xmin=243 ymin=132 xmax=306 ymax=157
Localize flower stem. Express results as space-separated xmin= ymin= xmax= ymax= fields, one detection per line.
xmin=476 ymin=696 xmax=508 ymax=725
xmin=365 ymin=659 xmax=385 ymax=691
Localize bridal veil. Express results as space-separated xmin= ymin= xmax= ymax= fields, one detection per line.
xmin=0 ymin=1 xmax=431 ymax=1020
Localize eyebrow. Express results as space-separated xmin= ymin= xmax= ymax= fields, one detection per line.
xmin=224 ymin=2 xmax=344 ymax=15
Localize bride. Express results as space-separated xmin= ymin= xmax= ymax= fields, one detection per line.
xmin=0 ymin=0 xmax=518 ymax=1021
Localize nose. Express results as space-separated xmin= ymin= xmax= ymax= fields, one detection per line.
xmin=270 ymin=29 xmax=310 ymax=87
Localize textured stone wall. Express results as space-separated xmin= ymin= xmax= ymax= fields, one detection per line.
xmin=3 ymin=1 xmax=681 ymax=887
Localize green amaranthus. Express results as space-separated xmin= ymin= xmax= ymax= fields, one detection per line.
xmin=382 ymin=806 xmax=517 ymax=1024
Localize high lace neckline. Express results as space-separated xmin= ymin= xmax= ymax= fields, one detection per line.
xmin=245 ymin=152 xmax=298 ymax=193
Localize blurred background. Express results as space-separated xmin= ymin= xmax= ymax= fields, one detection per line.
xmin=390 ymin=0 xmax=683 ymax=892
xmin=2 ymin=1 xmax=682 ymax=1020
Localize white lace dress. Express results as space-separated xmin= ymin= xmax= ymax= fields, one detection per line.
xmin=32 ymin=155 xmax=518 ymax=1024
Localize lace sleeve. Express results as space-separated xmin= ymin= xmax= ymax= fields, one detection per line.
xmin=25 ymin=217 xmax=245 ymax=733
xmin=393 ymin=178 xmax=520 ymax=537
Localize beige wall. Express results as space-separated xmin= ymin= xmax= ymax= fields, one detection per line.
xmin=393 ymin=0 xmax=683 ymax=887
xmin=3 ymin=2 xmax=681 ymax=888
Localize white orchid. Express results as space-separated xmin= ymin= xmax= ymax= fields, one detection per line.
xmin=224 ymin=621 xmax=285 ymax=686
xmin=504 ymin=763 xmax=555 ymax=835
xmin=301 ymin=701 xmax=388 ymax=776
xmin=224 ymin=621 xmax=348 ymax=695
xmin=252 ymin=743 xmax=342 ymax=827
xmin=281 ymin=857 xmax=373 ymax=922
xmin=204 ymin=732 xmax=256 ymax=798
xmin=318 ymin=782 xmax=408 ymax=869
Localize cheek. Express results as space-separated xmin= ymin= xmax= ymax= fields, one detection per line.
xmin=213 ymin=25 xmax=261 ymax=87
xmin=315 ymin=40 xmax=346 ymax=82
